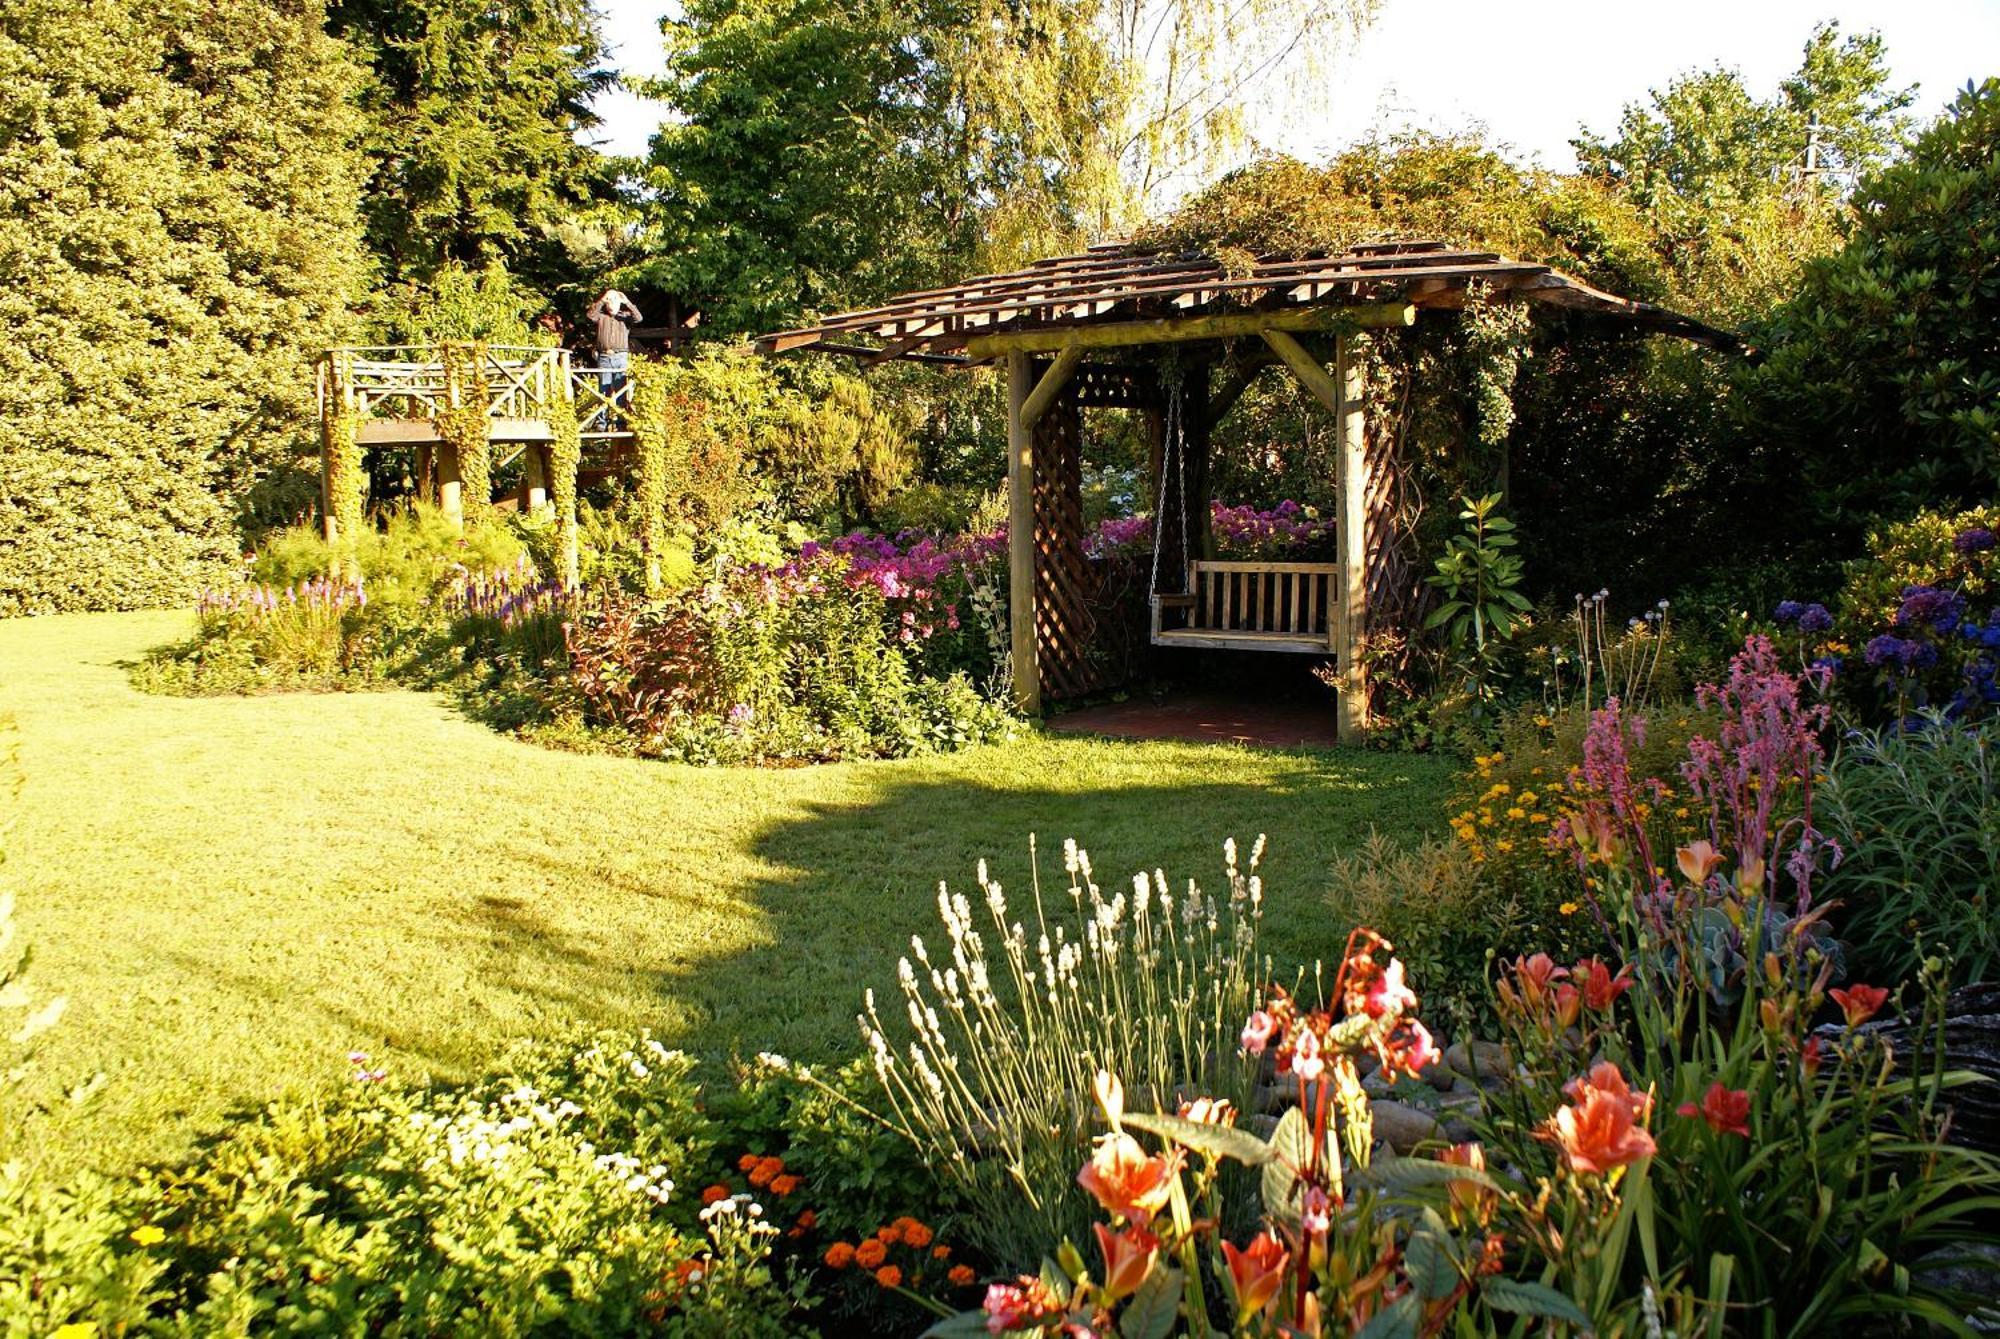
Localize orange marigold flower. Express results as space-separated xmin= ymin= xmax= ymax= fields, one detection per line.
xmin=1543 ymin=1061 xmax=1656 ymax=1176
xmin=875 ymin=1264 xmax=903 ymax=1289
xmin=700 ymin=1184 xmax=731 ymax=1205
xmin=795 ymin=1209 xmax=817 ymax=1229
xmin=897 ymin=1218 xmax=933 ymax=1249
xmin=948 ymin=1264 xmax=975 ymax=1287
xmin=855 ymin=1238 xmax=888 ymax=1269
xmin=1830 ymin=983 xmax=1889 ymax=1028
xmin=769 ymin=1173 xmax=802 ymax=1196
xmin=931 ymin=1244 xmax=951 ymax=1261
xmin=875 ymin=1223 xmax=902 ymax=1245
xmin=748 ymin=1156 xmax=784 ymax=1188
xmin=736 ymin=1153 xmax=760 ymax=1172
xmin=823 ymin=1241 xmax=856 ymax=1269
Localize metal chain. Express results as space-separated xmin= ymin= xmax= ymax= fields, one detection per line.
xmin=1148 ymin=352 xmax=1192 ymax=596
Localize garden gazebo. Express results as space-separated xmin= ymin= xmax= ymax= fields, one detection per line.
xmin=756 ymin=240 xmax=1731 ymax=742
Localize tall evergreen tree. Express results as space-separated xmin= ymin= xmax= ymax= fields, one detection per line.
xmin=328 ymin=0 xmax=617 ymax=290
xmin=0 ymin=0 xmax=370 ymax=612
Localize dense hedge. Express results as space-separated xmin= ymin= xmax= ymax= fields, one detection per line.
xmin=0 ymin=0 xmax=367 ymax=614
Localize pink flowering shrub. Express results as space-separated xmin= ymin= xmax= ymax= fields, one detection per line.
xmin=1085 ymin=500 xmax=1336 ymax=562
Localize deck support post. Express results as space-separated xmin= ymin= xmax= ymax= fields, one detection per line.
xmin=522 ymin=445 xmax=549 ymax=512
xmin=1006 ymin=351 xmax=1040 ymax=715
xmin=1335 ymin=335 xmax=1370 ymax=744
xmin=437 ymin=439 xmax=463 ymax=523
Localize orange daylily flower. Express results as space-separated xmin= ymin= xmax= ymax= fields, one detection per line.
xmin=1177 ymin=1096 xmax=1238 ymax=1126
xmin=1544 ymin=1062 xmax=1655 ymax=1175
xmin=1830 ymin=983 xmax=1889 ymax=1028
xmin=1575 ymin=957 xmax=1634 ymax=1012
xmin=1677 ymin=1081 xmax=1751 ymax=1137
xmin=1093 ymin=1221 xmax=1160 ymax=1304
xmin=1676 ymin=840 xmax=1724 ymax=885
xmin=1221 ymin=1230 xmax=1289 ymax=1322
xmin=1078 ymin=1131 xmax=1182 ymax=1227
xmin=1438 ymin=1142 xmax=1495 ymax=1226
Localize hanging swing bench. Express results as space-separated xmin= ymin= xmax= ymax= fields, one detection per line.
xmin=755 ymin=239 xmax=1733 ymax=741
xmin=1143 ymin=353 xmax=1342 ymax=654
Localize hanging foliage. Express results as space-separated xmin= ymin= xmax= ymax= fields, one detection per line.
xmin=545 ymin=373 xmax=582 ymax=588
xmin=320 ymin=354 xmax=367 ymax=542
xmin=626 ymin=358 xmax=672 ymax=589
xmin=435 ymin=342 xmax=492 ymax=521
xmin=1458 ymin=293 xmax=1533 ymax=460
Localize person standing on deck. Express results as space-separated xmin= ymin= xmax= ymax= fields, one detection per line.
xmin=585 ymin=289 xmax=642 ymax=396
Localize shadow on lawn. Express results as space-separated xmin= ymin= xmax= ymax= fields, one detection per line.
xmin=646 ymin=747 xmax=1451 ymax=1066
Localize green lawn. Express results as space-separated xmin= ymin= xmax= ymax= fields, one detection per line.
xmin=0 ymin=611 xmax=1453 ymax=1179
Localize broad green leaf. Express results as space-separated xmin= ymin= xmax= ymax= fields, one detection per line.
xmin=1119 ymin=1262 xmax=1183 ymax=1339
xmin=1355 ymin=1291 xmax=1422 ymax=1339
xmin=1123 ymin=1111 xmax=1273 ymax=1166
xmin=1261 ymin=1107 xmax=1307 ymax=1225
xmin=1404 ymin=1225 xmax=1456 ymax=1301
xmin=922 ymin=1310 xmax=996 ymax=1337
xmin=1352 ymin=1156 xmax=1498 ymax=1194
xmin=1480 ymin=1278 xmax=1592 ymax=1328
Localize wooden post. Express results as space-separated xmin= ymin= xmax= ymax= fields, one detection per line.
xmin=318 ymin=357 xmax=337 ymax=542
xmin=437 ymin=440 xmax=463 ymax=522
xmin=1336 ymin=335 xmax=1370 ymax=744
xmin=522 ymin=445 xmax=548 ymax=511
xmin=1006 ymin=351 xmax=1040 ymax=715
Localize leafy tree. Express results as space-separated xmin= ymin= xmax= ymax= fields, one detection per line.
xmin=1739 ymin=79 xmax=2000 ymax=554
xmin=328 ymin=0 xmax=616 ymax=291
xmin=0 ymin=0 xmax=369 ymax=613
xmin=1574 ymin=23 xmax=1915 ymax=321
xmin=638 ymin=0 xmax=1380 ymax=337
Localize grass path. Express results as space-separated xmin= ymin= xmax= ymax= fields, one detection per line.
xmin=0 ymin=611 xmax=1453 ymax=1178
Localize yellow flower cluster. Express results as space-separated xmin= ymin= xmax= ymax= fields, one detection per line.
xmin=1452 ymin=753 xmax=1561 ymax=865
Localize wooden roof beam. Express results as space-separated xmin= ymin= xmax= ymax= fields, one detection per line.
xmin=962 ymin=301 xmax=1414 ymax=358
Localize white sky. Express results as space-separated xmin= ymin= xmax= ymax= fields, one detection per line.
xmin=586 ymin=0 xmax=2000 ymax=181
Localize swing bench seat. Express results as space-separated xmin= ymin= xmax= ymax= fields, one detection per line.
xmin=1149 ymin=560 xmax=1341 ymax=655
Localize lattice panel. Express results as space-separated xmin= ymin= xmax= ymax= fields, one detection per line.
xmin=1030 ymin=394 xmax=1111 ymax=701
xmin=1071 ymin=363 xmax=1160 ymax=410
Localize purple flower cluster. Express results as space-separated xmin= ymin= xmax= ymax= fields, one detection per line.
xmin=444 ymin=556 xmax=570 ymax=631
xmin=1954 ymin=526 xmax=1997 ymax=555
xmin=1863 ymin=634 xmax=1941 ymax=671
xmin=1894 ymin=584 xmax=1963 ymax=633
xmin=1772 ymin=600 xmax=1832 ymax=633
xmin=198 ymin=576 xmax=366 ymax=623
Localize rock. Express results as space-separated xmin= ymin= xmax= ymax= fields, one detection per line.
xmin=1914 ymin=1242 xmax=2000 ymax=1333
xmin=1818 ymin=983 xmax=2000 ymax=1157
xmin=1255 ymin=1082 xmax=1288 ymax=1115
xmin=1445 ymin=1039 xmax=1513 ymax=1086
xmin=1369 ymin=1099 xmax=1442 ymax=1154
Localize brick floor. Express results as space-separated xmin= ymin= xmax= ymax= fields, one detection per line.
xmin=1045 ymin=690 xmax=1341 ymax=750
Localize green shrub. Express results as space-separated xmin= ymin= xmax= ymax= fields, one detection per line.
xmin=562 ymin=571 xmax=1013 ymax=766
xmin=1837 ymin=503 xmax=2000 ymax=630
xmin=2 ymin=1034 xmax=834 ymax=1337
xmin=1823 ymin=717 xmax=2000 ymax=986
xmin=1325 ymin=832 xmax=1573 ymax=1039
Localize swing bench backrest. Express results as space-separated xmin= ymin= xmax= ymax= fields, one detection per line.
xmin=1150 ymin=560 xmax=1341 ymax=655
